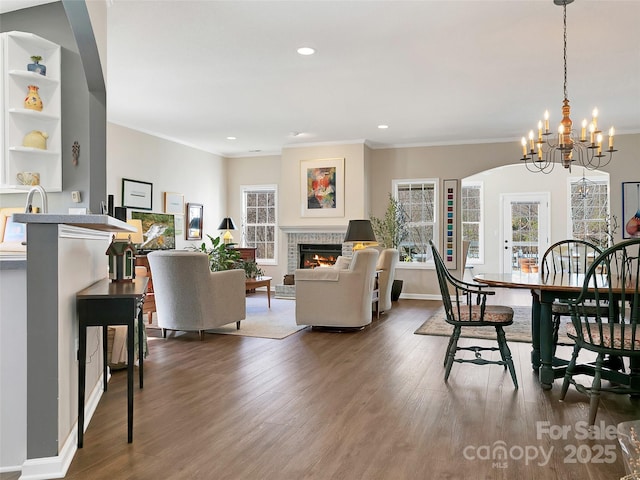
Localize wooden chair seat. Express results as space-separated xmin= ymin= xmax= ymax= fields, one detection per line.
xmin=566 ymin=323 xmax=640 ymax=351
xmin=449 ymin=305 xmax=514 ymax=324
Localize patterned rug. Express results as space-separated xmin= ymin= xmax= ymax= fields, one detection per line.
xmin=414 ymin=306 xmax=571 ymax=344
xmin=147 ymin=294 xmax=306 ymax=340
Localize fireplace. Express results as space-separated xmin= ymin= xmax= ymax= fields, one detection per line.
xmin=298 ymin=243 xmax=342 ymax=269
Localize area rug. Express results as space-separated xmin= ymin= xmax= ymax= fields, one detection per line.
xmin=147 ymin=295 xmax=306 ymax=340
xmin=414 ymin=306 xmax=571 ymax=344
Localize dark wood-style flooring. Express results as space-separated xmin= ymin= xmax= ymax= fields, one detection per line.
xmin=3 ymin=296 xmax=638 ymax=479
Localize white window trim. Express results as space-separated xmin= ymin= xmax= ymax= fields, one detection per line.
xmin=241 ymin=184 xmax=278 ymax=265
xmin=565 ymin=174 xmax=609 ymax=240
xmin=461 ymin=180 xmax=484 ymax=265
xmin=392 ymin=178 xmax=439 ymax=269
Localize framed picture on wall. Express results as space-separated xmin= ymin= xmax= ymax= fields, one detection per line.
xmin=300 ymin=157 xmax=344 ymax=217
xmin=442 ymin=179 xmax=458 ymax=269
xmin=186 ymin=203 xmax=203 ymax=240
xmin=622 ymin=181 xmax=640 ymax=239
xmin=164 ymin=192 xmax=184 ymax=215
xmin=122 ymin=178 xmax=153 ymax=210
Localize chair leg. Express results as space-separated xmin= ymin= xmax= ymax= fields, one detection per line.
xmin=236 ymin=321 xmax=241 ymax=330
xmin=444 ymin=326 xmax=461 ymax=382
xmin=551 ymin=314 xmax=562 ymax=357
xmin=560 ymin=344 xmax=580 ymax=400
xmin=444 ymin=332 xmax=456 ymax=367
xmin=162 ymin=328 xmax=167 ymax=339
xmin=496 ymin=326 xmax=518 ymax=389
xmin=588 ymin=354 xmax=605 ymax=425
xmin=199 ymin=330 xmax=204 ymax=341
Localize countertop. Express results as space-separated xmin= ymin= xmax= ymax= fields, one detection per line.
xmin=12 ymin=214 xmax=135 ymax=232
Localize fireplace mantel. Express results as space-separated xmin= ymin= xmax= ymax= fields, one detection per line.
xmin=280 ymin=225 xmax=347 ymax=234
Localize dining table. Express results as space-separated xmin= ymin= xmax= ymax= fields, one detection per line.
xmin=473 ymin=271 xmax=635 ymax=390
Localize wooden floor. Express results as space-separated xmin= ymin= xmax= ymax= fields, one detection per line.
xmin=4 ymin=296 xmax=638 ymax=479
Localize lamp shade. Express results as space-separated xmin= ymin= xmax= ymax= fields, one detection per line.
xmin=344 ymin=219 xmax=377 ymax=244
xmin=217 ymin=217 xmax=236 ymax=231
xmin=115 ymin=219 xmax=144 ymax=244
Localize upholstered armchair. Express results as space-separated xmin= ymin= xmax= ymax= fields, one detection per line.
xmin=295 ymin=248 xmax=380 ymax=329
xmin=376 ymin=248 xmax=399 ymax=312
xmin=147 ymin=251 xmax=246 ymax=339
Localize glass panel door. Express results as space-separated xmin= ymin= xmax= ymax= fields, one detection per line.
xmin=502 ymin=193 xmax=550 ymax=274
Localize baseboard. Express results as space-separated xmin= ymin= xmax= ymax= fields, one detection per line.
xmin=398 ymin=293 xmax=441 ymax=301
xmin=19 ymin=373 xmax=106 ymax=480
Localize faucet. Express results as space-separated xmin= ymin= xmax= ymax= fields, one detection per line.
xmin=24 ymin=185 xmax=48 ymax=213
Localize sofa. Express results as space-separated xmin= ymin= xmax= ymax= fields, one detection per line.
xmin=147 ymin=250 xmax=246 ymax=339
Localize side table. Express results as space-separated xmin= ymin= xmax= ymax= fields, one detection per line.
xmin=76 ymin=276 xmax=148 ymax=447
xmin=245 ymin=276 xmax=272 ymax=308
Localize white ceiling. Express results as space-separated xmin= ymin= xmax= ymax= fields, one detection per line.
xmin=7 ymin=1 xmax=640 ymax=158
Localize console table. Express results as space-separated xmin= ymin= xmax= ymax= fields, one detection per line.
xmin=76 ymin=276 xmax=148 ymax=447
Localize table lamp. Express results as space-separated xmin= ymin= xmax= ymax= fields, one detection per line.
xmin=218 ymin=217 xmax=236 ymax=244
xmin=115 ymin=219 xmax=144 ymax=249
xmin=344 ymin=219 xmax=378 ymax=251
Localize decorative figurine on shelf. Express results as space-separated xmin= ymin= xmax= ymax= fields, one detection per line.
xmin=24 ymin=85 xmax=43 ymax=111
xmin=22 ymin=130 xmax=48 ymax=150
xmin=106 ymin=235 xmax=136 ymax=282
xmin=27 ymin=55 xmax=46 ymax=76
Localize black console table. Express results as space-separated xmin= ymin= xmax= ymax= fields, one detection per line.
xmin=76 ymin=277 xmax=148 ymax=447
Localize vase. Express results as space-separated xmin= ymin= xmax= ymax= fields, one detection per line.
xmin=22 ymin=130 xmax=48 ymax=150
xmin=24 ymin=85 xmax=43 ymax=111
xmin=27 ymin=61 xmax=46 ymax=76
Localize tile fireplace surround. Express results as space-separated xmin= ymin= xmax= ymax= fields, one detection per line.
xmin=276 ymin=227 xmax=349 ymax=298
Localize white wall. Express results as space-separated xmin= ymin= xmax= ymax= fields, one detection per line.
xmin=107 ymin=123 xmax=226 ymax=250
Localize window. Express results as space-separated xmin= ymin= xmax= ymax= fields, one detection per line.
xmin=242 ymin=185 xmax=277 ymax=263
xmin=569 ymin=176 xmax=610 ymax=249
xmin=461 ymin=182 xmax=483 ymax=264
xmin=393 ymin=179 xmax=438 ymax=264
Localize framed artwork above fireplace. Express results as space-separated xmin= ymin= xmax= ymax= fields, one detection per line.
xmin=300 ymin=157 xmax=344 ymax=218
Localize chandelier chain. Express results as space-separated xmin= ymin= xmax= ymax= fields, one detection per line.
xmin=563 ymin=2 xmax=568 ymax=101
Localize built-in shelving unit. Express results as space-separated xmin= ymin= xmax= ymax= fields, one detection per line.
xmin=1 ymin=31 xmax=61 ymax=193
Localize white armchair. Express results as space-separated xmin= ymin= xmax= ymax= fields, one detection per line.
xmin=147 ymin=251 xmax=246 ymax=339
xmin=376 ymin=248 xmax=399 ymax=312
xmin=295 ymin=248 xmax=380 ymax=329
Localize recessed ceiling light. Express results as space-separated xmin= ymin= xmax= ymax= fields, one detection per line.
xmin=297 ymin=47 xmax=315 ymax=56
xmin=378 ymin=124 xmax=389 ymax=129
xmin=226 ymin=136 xmax=237 ymax=140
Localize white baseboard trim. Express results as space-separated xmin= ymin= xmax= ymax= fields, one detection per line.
xmin=398 ymin=293 xmax=441 ymax=301
xmin=19 ymin=374 xmax=105 ymax=480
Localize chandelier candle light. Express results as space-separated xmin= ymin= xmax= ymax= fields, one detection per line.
xmin=520 ymin=0 xmax=617 ymax=173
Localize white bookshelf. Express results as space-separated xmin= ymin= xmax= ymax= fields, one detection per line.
xmin=1 ymin=31 xmax=61 ymax=192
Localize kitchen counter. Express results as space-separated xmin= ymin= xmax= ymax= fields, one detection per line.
xmin=13 ymin=213 xmax=136 ymax=232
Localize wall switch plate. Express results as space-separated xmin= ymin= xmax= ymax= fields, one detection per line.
xmin=71 ymin=191 xmax=81 ymax=203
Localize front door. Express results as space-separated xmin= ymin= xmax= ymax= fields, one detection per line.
xmin=501 ymin=193 xmax=550 ymax=273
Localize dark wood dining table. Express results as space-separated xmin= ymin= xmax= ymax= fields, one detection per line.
xmin=473 ymin=272 xmax=634 ymax=390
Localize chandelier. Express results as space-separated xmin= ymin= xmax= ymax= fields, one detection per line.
xmin=520 ymin=0 xmax=616 ymax=174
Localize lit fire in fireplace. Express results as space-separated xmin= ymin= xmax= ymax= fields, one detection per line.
xmin=306 ymin=254 xmax=337 ymax=268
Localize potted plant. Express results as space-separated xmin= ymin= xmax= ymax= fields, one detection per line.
xmin=27 ymin=55 xmax=46 ymax=76
xmin=190 ymin=234 xmax=242 ymax=272
xmin=242 ymin=260 xmax=264 ymax=279
xmin=370 ymin=193 xmax=408 ymax=300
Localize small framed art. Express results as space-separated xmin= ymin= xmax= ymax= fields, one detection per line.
xmin=122 ymin=178 xmax=153 ymax=210
xmin=164 ymin=192 xmax=184 ymax=215
xmin=186 ymin=203 xmax=203 ymax=240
